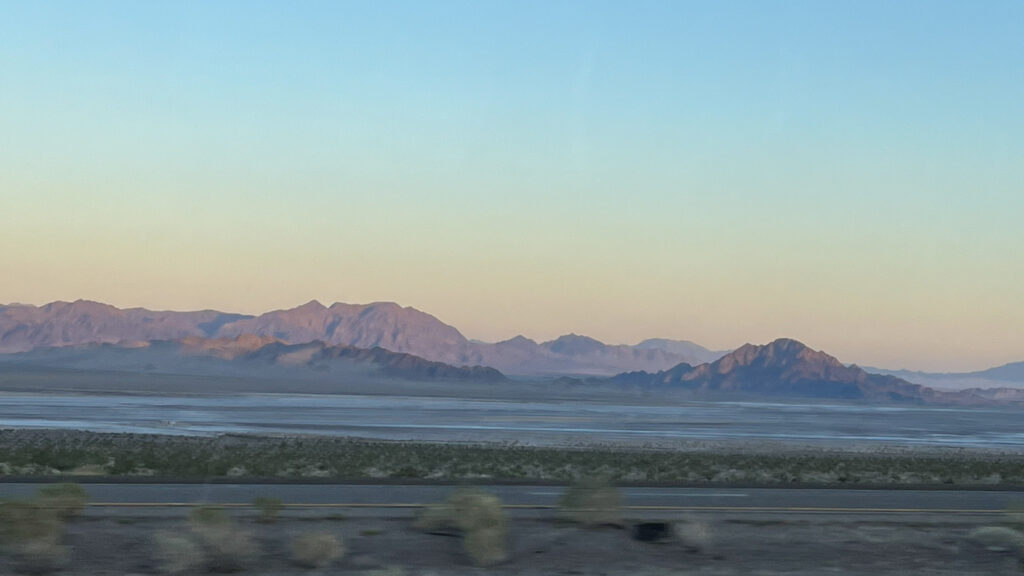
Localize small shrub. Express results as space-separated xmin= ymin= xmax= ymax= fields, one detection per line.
xmin=194 ymin=524 xmax=258 ymax=573
xmin=0 ymin=500 xmax=68 ymax=575
xmin=290 ymin=531 xmax=344 ymax=569
xmin=413 ymin=504 xmax=457 ymax=533
xmin=190 ymin=505 xmax=230 ymax=528
xmin=969 ymin=526 xmax=1024 ymax=552
xmin=36 ymin=483 xmax=88 ymax=520
xmin=0 ymin=501 xmax=64 ymax=545
xmin=464 ymin=526 xmax=507 ymax=567
xmin=188 ymin=507 xmax=257 ymax=572
xmin=451 ymin=489 xmax=504 ymax=533
xmin=676 ymin=518 xmax=713 ymax=552
xmin=1008 ymin=500 xmax=1024 ymax=532
xmin=449 ymin=489 xmax=507 ymax=566
xmin=558 ymin=478 xmax=622 ymax=526
xmin=153 ymin=531 xmax=204 ymax=575
xmin=416 ymin=488 xmax=508 ymax=566
xmin=12 ymin=538 xmax=71 ymax=575
xmin=253 ymin=497 xmax=283 ymax=523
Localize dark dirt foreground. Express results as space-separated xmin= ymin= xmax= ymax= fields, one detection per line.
xmin=2 ymin=511 xmax=1020 ymax=576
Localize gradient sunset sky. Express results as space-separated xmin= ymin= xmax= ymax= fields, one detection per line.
xmin=1 ymin=1 xmax=1021 ymax=371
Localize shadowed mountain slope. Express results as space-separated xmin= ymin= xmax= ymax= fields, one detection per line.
xmin=610 ymin=338 xmax=949 ymax=403
xmin=0 ymin=335 xmax=505 ymax=384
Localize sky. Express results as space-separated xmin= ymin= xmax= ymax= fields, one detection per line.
xmin=1 ymin=0 xmax=1022 ymax=371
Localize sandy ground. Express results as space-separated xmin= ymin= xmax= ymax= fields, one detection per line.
xmin=1 ymin=510 xmax=1020 ymax=575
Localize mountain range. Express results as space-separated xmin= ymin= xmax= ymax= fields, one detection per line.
xmin=1 ymin=300 xmax=1021 ymax=405
xmin=0 ymin=300 xmax=725 ymax=377
xmin=866 ymin=363 xmax=1024 ymax=391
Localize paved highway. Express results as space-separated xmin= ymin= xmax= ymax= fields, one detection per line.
xmin=1 ymin=483 xmax=1020 ymax=515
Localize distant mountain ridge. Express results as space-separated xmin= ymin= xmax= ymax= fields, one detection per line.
xmin=607 ymin=338 xmax=978 ymax=404
xmin=867 ymin=361 xmax=1024 ymax=391
xmin=476 ymin=333 xmax=723 ymax=377
xmin=634 ymin=338 xmax=728 ymax=363
xmin=0 ymin=300 xmax=725 ymax=376
xmin=0 ymin=300 xmax=249 ymax=350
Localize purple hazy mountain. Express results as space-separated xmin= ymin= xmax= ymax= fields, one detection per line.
xmin=0 ymin=300 xmax=724 ymax=376
xmin=0 ymin=300 xmax=248 ymax=351
xmin=633 ymin=338 xmax=730 ymax=365
xmin=610 ymin=338 xmax=950 ymax=403
xmin=448 ymin=333 xmax=719 ymax=377
xmin=866 ymin=360 xmax=1024 ymax=391
xmin=214 ymin=300 xmax=470 ymax=365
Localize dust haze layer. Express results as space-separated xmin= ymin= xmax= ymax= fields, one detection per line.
xmin=866 ymin=362 xmax=1024 ymax=393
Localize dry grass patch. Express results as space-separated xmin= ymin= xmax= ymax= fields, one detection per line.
xmin=290 ymin=531 xmax=344 ymax=569
xmin=188 ymin=505 xmax=258 ymax=573
xmin=35 ymin=483 xmax=88 ymax=520
xmin=0 ymin=501 xmax=63 ymax=545
xmin=413 ymin=504 xmax=459 ymax=534
xmin=12 ymin=538 xmax=72 ymax=575
xmin=0 ymin=500 xmax=70 ymax=575
xmin=464 ymin=525 xmax=507 ymax=567
xmin=153 ymin=531 xmax=204 ymax=575
xmin=451 ymin=488 xmax=508 ymax=566
xmin=676 ymin=517 xmax=713 ymax=552
xmin=558 ymin=478 xmax=622 ymax=526
xmin=253 ymin=497 xmax=283 ymax=524
xmin=969 ymin=526 xmax=1024 ymax=552
xmin=414 ymin=488 xmax=509 ymax=566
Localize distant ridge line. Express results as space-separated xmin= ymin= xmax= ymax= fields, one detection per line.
xmin=0 ymin=300 xmax=725 ymax=377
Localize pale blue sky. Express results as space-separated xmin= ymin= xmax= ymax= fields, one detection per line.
xmin=1 ymin=1 xmax=1022 ymax=370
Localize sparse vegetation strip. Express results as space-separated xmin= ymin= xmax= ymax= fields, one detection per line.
xmin=1 ymin=429 xmax=1023 ymax=487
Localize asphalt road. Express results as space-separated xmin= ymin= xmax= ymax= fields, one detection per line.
xmin=2 ymin=483 xmax=1022 ymax=516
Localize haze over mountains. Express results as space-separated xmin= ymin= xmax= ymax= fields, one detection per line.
xmin=0 ymin=300 xmax=725 ymax=377
xmin=867 ymin=363 xmax=1024 ymax=391
xmin=1 ymin=300 xmax=1022 ymax=405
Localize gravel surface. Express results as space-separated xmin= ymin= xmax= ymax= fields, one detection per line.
xmin=1 ymin=511 xmax=1020 ymax=575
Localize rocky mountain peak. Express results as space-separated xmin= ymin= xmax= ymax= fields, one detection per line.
xmin=496 ymin=335 xmax=538 ymax=348
xmin=293 ymin=299 xmax=327 ymax=312
xmin=543 ymin=334 xmax=606 ymax=356
xmin=714 ymin=338 xmax=842 ymax=374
